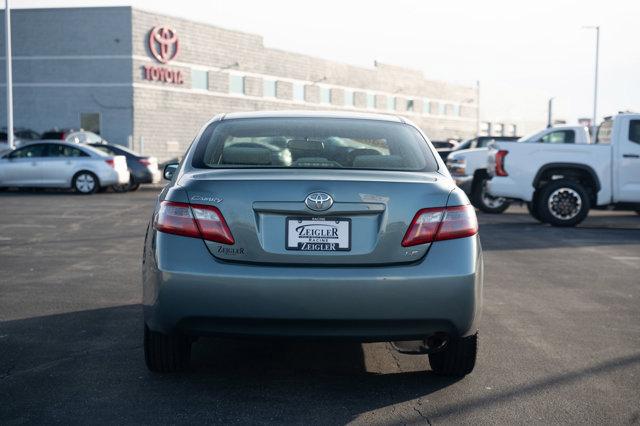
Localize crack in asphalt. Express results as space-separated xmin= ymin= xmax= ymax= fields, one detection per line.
xmin=413 ymin=402 xmax=432 ymax=425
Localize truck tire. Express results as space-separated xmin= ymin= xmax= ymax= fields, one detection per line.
xmin=471 ymin=177 xmax=510 ymax=214
xmin=428 ymin=332 xmax=478 ymax=376
xmin=536 ymin=179 xmax=590 ymax=227
xmin=526 ymin=202 xmax=543 ymax=222
xmin=527 ymin=192 xmax=545 ymax=222
xmin=144 ymin=325 xmax=191 ymax=373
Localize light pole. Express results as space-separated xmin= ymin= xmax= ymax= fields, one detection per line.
xmin=4 ymin=0 xmax=13 ymax=149
xmin=583 ymin=25 xmax=600 ymax=131
xmin=476 ymin=80 xmax=480 ymax=137
xmin=547 ymin=97 xmax=555 ymax=128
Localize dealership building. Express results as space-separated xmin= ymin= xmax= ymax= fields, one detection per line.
xmin=2 ymin=7 xmax=525 ymax=161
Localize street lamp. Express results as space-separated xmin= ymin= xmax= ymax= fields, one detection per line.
xmin=4 ymin=0 xmax=14 ymax=149
xmin=547 ymin=97 xmax=555 ymax=128
xmin=583 ymin=25 xmax=600 ymax=131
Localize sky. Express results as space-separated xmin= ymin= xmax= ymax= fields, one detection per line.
xmin=9 ymin=0 xmax=640 ymax=125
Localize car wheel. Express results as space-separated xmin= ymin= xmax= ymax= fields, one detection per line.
xmin=536 ymin=179 xmax=590 ymax=227
xmin=73 ymin=171 xmax=99 ymax=194
xmin=471 ymin=177 xmax=510 ymax=214
xmin=636 ymin=210 xmax=640 ymax=216
xmin=428 ymin=332 xmax=477 ymax=376
xmin=128 ymin=182 xmax=140 ymax=191
xmin=144 ymin=325 xmax=191 ymax=373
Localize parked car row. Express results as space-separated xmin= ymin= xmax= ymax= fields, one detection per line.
xmin=0 ymin=129 xmax=160 ymax=194
xmin=445 ymin=113 xmax=640 ymax=226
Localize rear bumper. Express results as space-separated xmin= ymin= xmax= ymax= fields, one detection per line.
xmin=132 ymin=168 xmax=161 ymax=184
xmin=143 ymin=232 xmax=483 ymax=341
xmin=486 ymin=176 xmax=532 ymax=202
xmin=96 ymin=168 xmax=129 ymax=187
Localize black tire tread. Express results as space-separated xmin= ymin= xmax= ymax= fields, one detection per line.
xmin=144 ymin=325 xmax=191 ymax=373
xmin=535 ymin=179 xmax=590 ymax=227
xmin=471 ymin=178 xmax=510 ymax=214
xmin=428 ymin=332 xmax=478 ymax=376
xmin=72 ymin=171 xmax=99 ymax=195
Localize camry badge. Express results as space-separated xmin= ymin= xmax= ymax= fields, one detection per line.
xmin=305 ymin=192 xmax=333 ymax=211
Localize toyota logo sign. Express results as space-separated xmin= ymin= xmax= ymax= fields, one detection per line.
xmin=149 ymin=26 xmax=179 ymax=64
xmin=305 ymin=192 xmax=334 ymax=211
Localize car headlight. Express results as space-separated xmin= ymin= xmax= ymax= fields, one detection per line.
xmin=446 ymin=158 xmax=466 ymax=176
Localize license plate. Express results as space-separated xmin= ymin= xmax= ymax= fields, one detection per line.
xmin=286 ymin=217 xmax=351 ymax=251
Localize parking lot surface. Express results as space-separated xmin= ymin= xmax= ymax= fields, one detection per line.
xmin=1 ymin=189 xmax=639 ymax=425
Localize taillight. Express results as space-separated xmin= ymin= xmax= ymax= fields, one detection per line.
xmin=138 ymin=158 xmax=151 ymax=166
xmin=495 ymin=150 xmax=508 ymax=176
xmin=105 ymin=159 xmax=115 ymax=168
xmin=153 ymin=201 xmax=235 ymax=245
xmin=401 ymin=204 xmax=478 ymax=247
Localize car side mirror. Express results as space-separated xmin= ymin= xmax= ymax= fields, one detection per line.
xmin=163 ymin=163 xmax=179 ymax=180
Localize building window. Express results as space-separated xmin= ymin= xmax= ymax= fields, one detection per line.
xmin=320 ymin=87 xmax=331 ymax=104
xmin=366 ymin=93 xmax=375 ymax=109
xmin=293 ymin=83 xmax=305 ymax=102
xmin=423 ymin=99 xmax=431 ymax=114
xmin=229 ymin=74 xmax=245 ymax=95
xmin=452 ymin=104 xmax=460 ymax=116
xmin=191 ymin=69 xmax=208 ymax=90
xmin=437 ymin=103 xmax=445 ymax=115
xmin=80 ymin=112 xmax=100 ymax=134
xmin=263 ymin=79 xmax=276 ymax=97
xmin=388 ymin=97 xmax=396 ymax=111
xmin=406 ymin=99 xmax=414 ymax=112
xmin=344 ymin=90 xmax=354 ymax=107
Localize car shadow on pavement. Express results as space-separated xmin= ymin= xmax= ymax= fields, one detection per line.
xmin=0 ymin=304 xmax=460 ymax=424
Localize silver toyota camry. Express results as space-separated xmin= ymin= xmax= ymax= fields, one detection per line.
xmin=143 ymin=111 xmax=483 ymax=376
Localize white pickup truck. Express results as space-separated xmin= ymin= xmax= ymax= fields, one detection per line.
xmin=487 ymin=113 xmax=640 ymax=226
xmin=447 ymin=126 xmax=590 ymax=213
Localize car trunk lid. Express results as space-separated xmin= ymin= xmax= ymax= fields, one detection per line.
xmin=177 ymin=168 xmax=454 ymax=265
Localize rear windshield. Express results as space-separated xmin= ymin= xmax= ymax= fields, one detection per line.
xmin=192 ymin=118 xmax=438 ymax=172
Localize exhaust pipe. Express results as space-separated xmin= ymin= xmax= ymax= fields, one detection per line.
xmin=391 ymin=333 xmax=449 ymax=354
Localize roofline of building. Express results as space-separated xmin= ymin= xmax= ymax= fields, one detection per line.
xmin=6 ymin=5 xmax=475 ymax=91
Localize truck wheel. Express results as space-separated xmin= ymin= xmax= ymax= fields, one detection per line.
xmin=472 ymin=177 xmax=510 ymax=214
xmin=428 ymin=332 xmax=477 ymax=376
xmin=144 ymin=325 xmax=191 ymax=373
xmin=527 ymin=193 xmax=545 ymax=222
xmin=536 ymin=180 xmax=590 ymax=227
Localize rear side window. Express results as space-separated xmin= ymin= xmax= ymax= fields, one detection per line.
xmin=629 ymin=120 xmax=640 ymax=145
xmin=540 ymin=130 xmax=575 ymax=144
xmin=596 ymin=120 xmax=612 ymax=145
xmin=47 ymin=144 xmax=89 ymax=157
xmin=192 ymin=118 xmax=438 ymax=172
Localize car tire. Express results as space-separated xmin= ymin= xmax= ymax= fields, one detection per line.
xmin=536 ymin=179 xmax=590 ymax=227
xmin=144 ymin=325 xmax=191 ymax=373
xmin=111 ymin=176 xmax=137 ymax=193
xmin=428 ymin=332 xmax=477 ymax=377
xmin=527 ymin=201 xmax=544 ymax=222
xmin=72 ymin=171 xmax=99 ymax=195
xmin=471 ymin=177 xmax=510 ymax=214
xmin=128 ymin=182 xmax=140 ymax=191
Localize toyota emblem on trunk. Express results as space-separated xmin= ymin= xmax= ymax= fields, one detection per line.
xmin=305 ymin=192 xmax=333 ymax=211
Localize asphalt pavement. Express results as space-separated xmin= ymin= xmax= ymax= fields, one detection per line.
xmin=1 ymin=188 xmax=639 ymax=425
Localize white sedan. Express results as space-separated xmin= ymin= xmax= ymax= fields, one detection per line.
xmin=0 ymin=141 xmax=129 ymax=194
